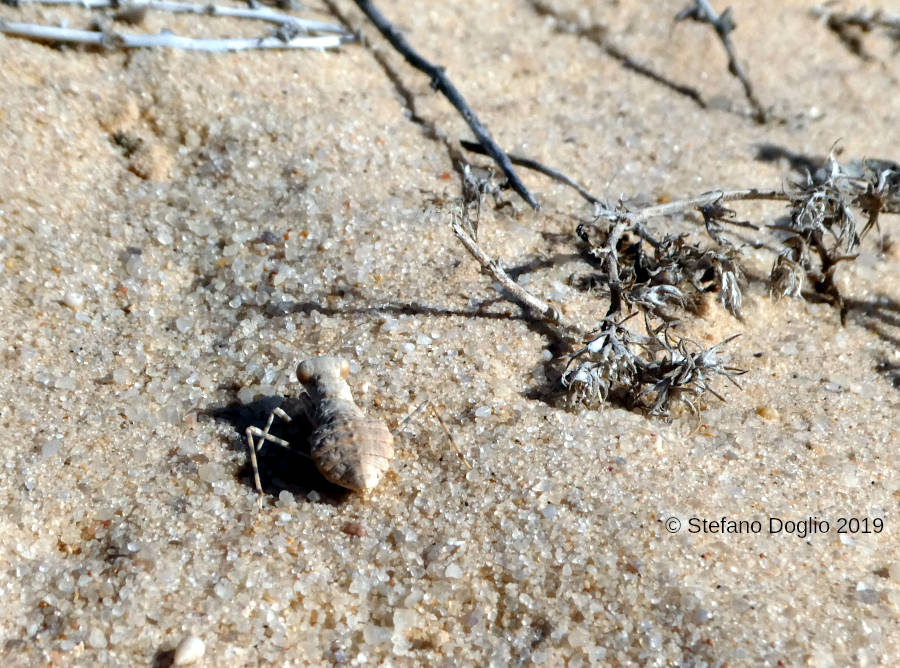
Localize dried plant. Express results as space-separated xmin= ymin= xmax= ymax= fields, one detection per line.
xmin=454 ymin=146 xmax=897 ymax=417
xmin=563 ymin=313 xmax=745 ymax=416
xmin=774 ymin=153 xmax=899 ymax=317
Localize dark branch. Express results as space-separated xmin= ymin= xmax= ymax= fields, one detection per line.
xmin=352 ymin=0 xmax=539 ymax=210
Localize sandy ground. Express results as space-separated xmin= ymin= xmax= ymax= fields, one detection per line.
xmin=1 ymin=0 xmax=899 ymax=665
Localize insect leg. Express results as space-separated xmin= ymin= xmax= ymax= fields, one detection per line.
xmin=247 ymin=407 xmax=292 ymax=451
xmin=244 ymin=427 xmax=264 ymax=510
xmin=393 ymin=398 xmax=471 ymax=471
xmin=426 ymin=400 xmax=472 ymax=471
xmin=245 ymin=406 xmax=293 ymax=510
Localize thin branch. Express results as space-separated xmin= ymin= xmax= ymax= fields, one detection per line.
xmin=460 ymin=138 xmax=600 ymax=206
xmin=675 ymin=0 xmax=766 ymax=123
xmin=5 ymin=0 xmax=348 ymax=34
xmin=352 ymin=0 xmax=539 ymax=210
xmin=451 ymin=217 xmax=579 ymax=337
xmin=620 ymin=188 xmax=787 ymax=226
xmin=0 ymin=18 xmax=351 ymax=50
xmin=320 ymin=0 xmax=470 ymax=184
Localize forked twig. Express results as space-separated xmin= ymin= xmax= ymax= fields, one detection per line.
xmin=352 ymin=0 xmax=539 ymax=210
xmin=675 ymin=0 xmax=766 ymax=123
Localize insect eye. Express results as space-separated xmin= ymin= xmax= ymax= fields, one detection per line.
xmin=339 ymin=359 xmax=350 ymax=378
xmin=296 ymin=361 xmax=312 ymax=382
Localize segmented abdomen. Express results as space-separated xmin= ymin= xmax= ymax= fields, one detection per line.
xmin=310 ymin=398 xmax=394 ymax=492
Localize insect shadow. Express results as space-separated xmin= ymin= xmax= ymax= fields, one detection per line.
xmin=204 ymin=397 xmax=352 ymax=504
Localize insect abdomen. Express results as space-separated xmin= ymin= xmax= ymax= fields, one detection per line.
xmin=310 ymin=399 xmax=394 ymax=492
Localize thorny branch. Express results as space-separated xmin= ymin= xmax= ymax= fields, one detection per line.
xmin=675 ymin=0 xmax=766 ymax=123
xmin=564 ymin=195 xmax=747 ymax=414
xmin=352 ymin=0 xmax=540 ymax=210
xmin=564 ymin=315 xmax=746 ymax=416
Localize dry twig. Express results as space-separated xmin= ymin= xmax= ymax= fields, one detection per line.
xmin=0 ymin=0 xmax=352 ymax=51
xmin=0 ymin=18 xmax=350 ymax=50
xmin=620 ymin=189 xmax=786 ymax=226
xmin=4 ymin=0 xmax=348 ymax=34
xmin=352 ymin=0 xmax=539 ymax=210
xmin=451 ymin=215 xmax=579 ymax=338
xmin=675 ymin=0 xmax=766 ymax=122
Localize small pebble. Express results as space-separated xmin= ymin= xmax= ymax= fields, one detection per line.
xmin=154 ymin=227 xmax=174 ymax=245
xmin=756 ymin=406 xmax=778 ymax=421
xmin=381 ymin=318 xmax=400 ymax=332
xmin=41 ymin=439 xmax=62 ymax=459
xmin=693 ymin=608 xmax=712 ymax=624
xmin=173 ymin=635 xmax=205 ymax=665
xmin=393 ymin=608 xmax=418 ymax=633
xmin=341 ymin=521 xmax=367 ymax=537
xmin=54 ymin=375 xmax=77 ymax=391
xmin=87 ymin=628 xmax=107 ymax=649
xmin=277 ymin=490 xmax=296 ymax=506
xmin=64 ymin=291 xmax=84 ymax=309
xmin=445 ymin=562 xmax=463 ymax=579
xmin=175 ymin=316 xmax=194 ymax=333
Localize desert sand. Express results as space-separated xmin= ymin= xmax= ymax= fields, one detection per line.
xmin=1 ymin=0 xmax=899 ymax=665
